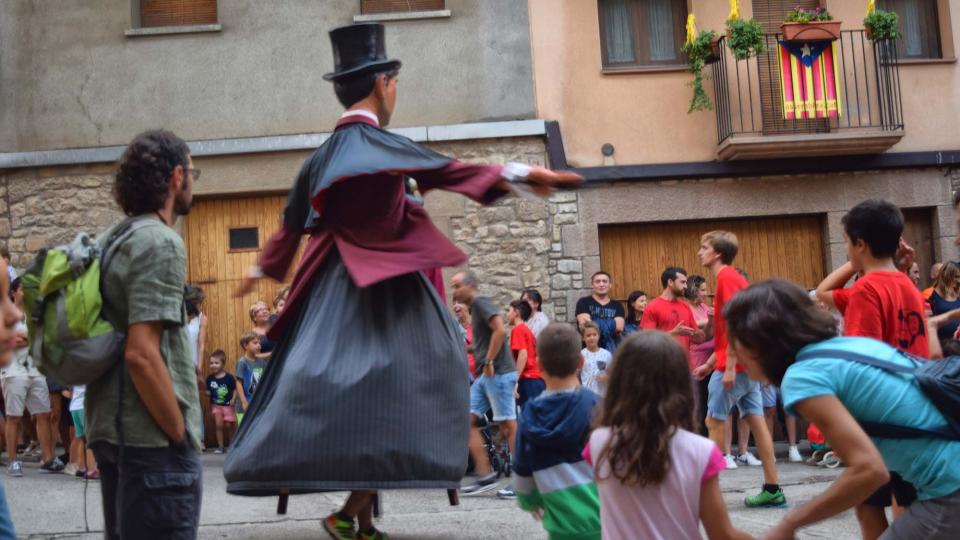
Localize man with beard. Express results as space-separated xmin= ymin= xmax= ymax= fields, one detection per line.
xmin=85 ymin=130 xmax=203 ymax=539
xmin=640 ymin=267 xmax=704 ymax=353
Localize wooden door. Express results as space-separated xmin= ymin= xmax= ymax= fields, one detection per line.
xmin=183 ymin=195 xmax=303 ymax=443
xmin=599 ymin=215 xmax=827 ymax=301
xmin=902 ymin=207 xmax=935 ymax=289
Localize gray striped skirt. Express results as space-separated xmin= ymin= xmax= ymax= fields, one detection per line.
xmin=224 ymin=252 xmax=470 ymax=495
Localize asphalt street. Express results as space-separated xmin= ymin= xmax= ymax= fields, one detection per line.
xmin=5 ymin=444 xmax=868 ymax=539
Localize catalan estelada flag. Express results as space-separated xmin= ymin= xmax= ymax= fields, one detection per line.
xmin=777 ymin=40 xmax=842 ymax=119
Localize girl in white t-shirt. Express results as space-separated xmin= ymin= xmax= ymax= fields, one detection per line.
xmin=66 ymin=386 xmax=99 ymax=479
xmin=580 ymin=322 xmax=612 ymax=395
xmin=585 ymin=331 xmax=750 ymax=540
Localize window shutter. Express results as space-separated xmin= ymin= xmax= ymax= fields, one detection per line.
xmin=360 ymin=0 xmax=445 ymax=15
xmin=141 ymin=0 xmax=218 ymax=28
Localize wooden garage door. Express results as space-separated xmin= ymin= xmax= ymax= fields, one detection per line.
xmin=599 ymin=215 xmax=826 ymax=301
xmin=183 ymin=195 xmax=303 ymax=377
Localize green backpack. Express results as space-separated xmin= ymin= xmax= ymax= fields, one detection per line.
xmin=21 ymin=219 xmax=159 ymax=385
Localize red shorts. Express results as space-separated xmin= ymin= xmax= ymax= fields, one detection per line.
xmin=211 ymin=404 xmax=237 ymax=423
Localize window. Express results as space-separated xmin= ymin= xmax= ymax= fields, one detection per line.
xmin=360 ymin=0 xmax=444 ymax=15
xmin=879 ymin=0 xmax=942 ymax=59
xmin=139 ymin=0 xmax=218 ymax=28
xmin=598 ymin=0 xmax=688 ymax=69
xmin=229 ymin=227 xmax=259 ymax=251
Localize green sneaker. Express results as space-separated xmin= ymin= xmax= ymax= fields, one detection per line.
xmin=323 ymin=513 xmax=356 ymax=540
xmin=355 ymin=529 xmax=389 ymax=540
xmin=745 ymin=487 xmax=787 ymax=508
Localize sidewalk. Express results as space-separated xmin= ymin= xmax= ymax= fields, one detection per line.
xmin=4 ymin=445 xmax=863 ymax=539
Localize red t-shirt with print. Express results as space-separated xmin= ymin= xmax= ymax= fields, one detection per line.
xmin=511 ymin=323 xmax=542 ymax=380
xmin=640 ymin=296 xmax=698 ymax=366
xmin=832 ymin=271 xmax=929 ymax=357
xmin=714 ymin=265 xmax=749 ymax=373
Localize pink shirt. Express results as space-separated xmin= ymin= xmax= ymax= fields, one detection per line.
xmin=586 ymin=427 xmax=724 ymax=540
xmin=689 ymin=302 xmax=715 ymax=369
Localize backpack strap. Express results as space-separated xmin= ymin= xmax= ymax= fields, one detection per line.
xmin=797 ymin=347 xmax=959 ymax=440
xmin=796 ymin=348 xmax=917 ymax=374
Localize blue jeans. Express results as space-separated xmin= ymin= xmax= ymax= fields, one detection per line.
xmin=707 ymin=371 xmax=763 ymax=419
xmin=470 ymin=371 xmax=519 ymax=421
xmin=0 ymin=480 xmax=15 ymax=540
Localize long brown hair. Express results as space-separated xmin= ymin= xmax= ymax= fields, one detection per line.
xmin=933 ymin=261 xmax=960 ymax=299
xmin=593 ymin=331 xmax=694 ymax=486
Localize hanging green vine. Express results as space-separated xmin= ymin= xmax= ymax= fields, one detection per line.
xmin=682 ymin=30 xmax=717 ymax=113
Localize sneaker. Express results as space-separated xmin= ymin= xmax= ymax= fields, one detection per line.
xmin=736 ymin=452 xmax=763 ymax=466
xmin=323 ymin=513 xmax=356 ymax=540
xmin=724 ymin=454 xmax=739 ymax=470
xmin=62 ymin=463 xmax=81 ymax=477
xmin=84 ymin=470 xmax=100 ymax=481
xmin=496 ymin=485 xmax=516 ymax=500
xmin=460 ymin=472 xmax=500 ymax=497
xmin=7 ymin=461 xmax=22 ymax=477
xmin=213 ymin=448 xmax=225 ymax=455
xmin=22 ymin=441 xmax=39 ymax=456
xmin=788 ymin=446 xmax=803 ymax=463
xmin=745 ymin=487 xmax=787 ymax=508
xmin=355 ymin=529 xmax=388 ymax=540
xmin=40 ymin=458 xmax=65 ymax=473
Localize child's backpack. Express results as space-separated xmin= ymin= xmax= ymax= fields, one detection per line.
xmin=796 ymin=347 xmax=960 ymax=440
xmin=21 ymin=219 xmax=159 ymax=386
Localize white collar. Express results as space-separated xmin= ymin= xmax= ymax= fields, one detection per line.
xmin=340 ymin=109 xmax=380 ymax=126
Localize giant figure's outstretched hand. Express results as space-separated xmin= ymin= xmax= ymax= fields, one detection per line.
xmin=524 ymin=165 xmax=583 ymax=197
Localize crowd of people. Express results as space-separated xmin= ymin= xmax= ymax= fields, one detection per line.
xmin=0 ymin=20 xmax=958 ymax=539
xmin=443 ymin=198 xmax=960 ymax=540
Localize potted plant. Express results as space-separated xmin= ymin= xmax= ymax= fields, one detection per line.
xmin=726 ymin=17 xmax=765 ymax=61
xmin=682 ymin=29 xmax=718 ymax=112
xmin=781 ymin=6 xmax=842 ymax=42
xmin=864 ymin=9 xmax=900 ymax=40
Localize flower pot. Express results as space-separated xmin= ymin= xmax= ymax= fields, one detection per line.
xmin=864 ymin=23 xmax=875 ymax=40
xmin=780 ymin=20 xmax=842 ymax=42
xmin=705 ymin=36 xmax=722 ymax=64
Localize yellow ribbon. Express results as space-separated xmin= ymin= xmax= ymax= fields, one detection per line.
xmin=867 ymin=0 xmax=875 ymax=15
xmin=685 ymin=14 xmax=697 ymax=46
xmin=728 ymin=0 xmax=740 ymax=21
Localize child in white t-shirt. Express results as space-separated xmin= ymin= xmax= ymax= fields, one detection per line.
xmin=65 ymin=386 xmax=98 ymax=479
xmin=580 ymin=322 xmax=612 ymax=395
xmin=586 ymin=331 xmax=749 ymax=540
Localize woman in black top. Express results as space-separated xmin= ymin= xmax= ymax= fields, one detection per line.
xmin=929 ymin=260 xmax=960 ymax=341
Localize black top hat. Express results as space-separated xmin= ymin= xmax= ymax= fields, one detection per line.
xmin=323 ymin=23 xmax=402 ymax=82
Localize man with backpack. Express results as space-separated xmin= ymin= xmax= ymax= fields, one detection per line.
xmin=84 ymin=130 xmax=203 ymax=539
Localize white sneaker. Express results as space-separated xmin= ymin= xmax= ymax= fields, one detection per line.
xmin=788 ymin=446 xmax=803 ymax=463
xmin=736 ymin=452 xmax=763 ymax=466
xmin=724 ymin=454 xmax=739 ymax=470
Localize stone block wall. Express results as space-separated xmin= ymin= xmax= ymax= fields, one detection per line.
xmin=0 ymin=166 xmax=121 ymax=272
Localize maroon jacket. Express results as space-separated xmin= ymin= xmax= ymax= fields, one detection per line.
xmin=262 ymin=114 xmax=509 ymax=338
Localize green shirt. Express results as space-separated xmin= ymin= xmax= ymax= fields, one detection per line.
xmin=85 ymin=215 xmax=202 ymax=449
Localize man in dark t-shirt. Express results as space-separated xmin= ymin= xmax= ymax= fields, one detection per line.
xmin=575 ymin=271 xmax=625 ymax=351
xmin=451 ymin=271 xmax=517 ymax=496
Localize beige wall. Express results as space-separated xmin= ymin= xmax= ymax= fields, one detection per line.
xmin=529 ymin=0 xmax=960 ymax=166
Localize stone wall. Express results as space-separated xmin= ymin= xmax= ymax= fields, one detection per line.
xmin=0 ymin=166 xmax=120 ymax=272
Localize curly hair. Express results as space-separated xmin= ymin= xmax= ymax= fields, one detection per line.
xmin=114 ymin=130 xmax=190 ymax=216
xmin=593 ymin=331 xmax=695 ymax=486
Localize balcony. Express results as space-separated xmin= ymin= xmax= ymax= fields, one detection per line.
xmin=712 ymin=30 xmax=904 ymax=160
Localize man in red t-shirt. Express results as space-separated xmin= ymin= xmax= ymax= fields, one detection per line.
xmin=814 ymin=199 xmax=927 ymax=539
xmin=508 ymin=300 xmax=545 ymax=408
xmin=641 ymin=267 xmax=704 ymax=367
xmin=692 ymin=230 xmax=784 ymax=508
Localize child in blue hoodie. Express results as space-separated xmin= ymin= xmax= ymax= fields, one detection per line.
xmin=514 ymin=323 xmax=601 ymax=540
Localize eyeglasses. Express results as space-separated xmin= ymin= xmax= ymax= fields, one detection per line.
xmin=186 ymin=167 xmax=201 ymax=181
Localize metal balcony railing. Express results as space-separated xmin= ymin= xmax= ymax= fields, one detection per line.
xmin=712 ymin=30 xmax=904 ymax=145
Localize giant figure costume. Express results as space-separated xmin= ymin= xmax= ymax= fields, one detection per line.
xmin=224 ymin=24 xmax=513 ymax=494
